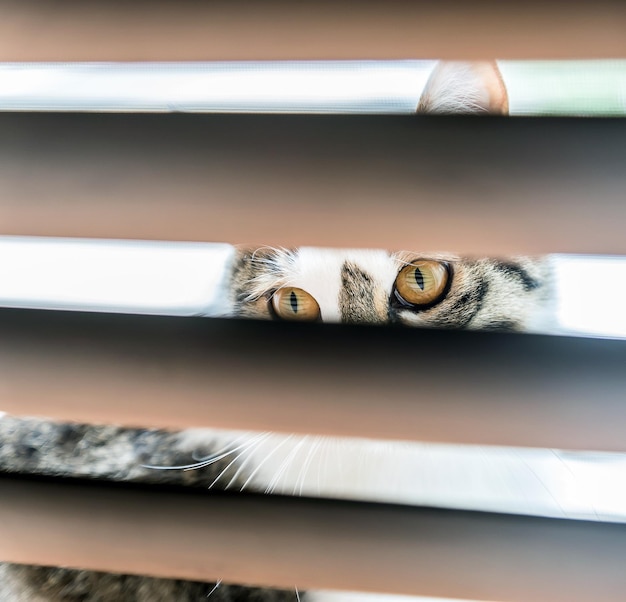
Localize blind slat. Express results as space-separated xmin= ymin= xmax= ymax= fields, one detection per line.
xmin=1 ymin=475 xmax=626 ymax=601
xmin=0 ymin=114 xmax=625 ymax=255
xmin=1 ymin=1 xmax=625 ymax=61
xmin=1 ymin=310 xmax=625 ymax=451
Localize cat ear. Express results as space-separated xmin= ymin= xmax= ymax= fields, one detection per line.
xmin=417 ymin=61 xmax=509 ymax=115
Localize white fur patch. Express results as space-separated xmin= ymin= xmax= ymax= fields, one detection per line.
xmin=292 ymin=248 xmax=397 ymax=322
xmin=246 ymin=247 xmax=401 ymax=323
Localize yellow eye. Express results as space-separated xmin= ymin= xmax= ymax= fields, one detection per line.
xmin=394 ymin=260 xmax=449 ymax=306
xmin=271 ymin=287 xmax=320 ymax=321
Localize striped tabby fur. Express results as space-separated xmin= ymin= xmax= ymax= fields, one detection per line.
xmin=230 ymin=247 xmax=555 ymax=332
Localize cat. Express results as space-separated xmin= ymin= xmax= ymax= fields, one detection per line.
xmin=417 ymin=60 xmax=509 ymax=114
xmin=0 ymin=61 xmax=520 ymax=601
xmin=0 ymin=247 xmax=557 ymax=601
xmin=228 ymin=247 xmax=554 ymax=332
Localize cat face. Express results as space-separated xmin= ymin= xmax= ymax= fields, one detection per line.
xmin=229 ymin=248 xmax=553 ymax=332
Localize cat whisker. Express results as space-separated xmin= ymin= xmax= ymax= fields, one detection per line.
xmin=223 ymin=437 xmax=272 ymax=490
xmin=191 ymin=432 xmax=253 ymax=462
xmin=240 ymin=434 xmax=297 ymax=492
xmin=332 ymin=437 xmax=345 ymax=484
xmin=243 ymin=247 xmax=298 ymax=301
xmin=297 ymin=436 xmax=324 ymax=497
xmin=316 ymin=436 xmax=331 ymax=496
xmin=249 ymin=245 xmax=290 ymax=261
xmin=265 ymin=435 xmax=303 ymax=495
xmin=324 ymin=437 xmax=336 ymax=496
xmin=206 ymin=579 xmax=222 ymax=598
xmin=266 ymin=435 xmax=309 ymax=495
xmin=141 ymin=434 xmax=267 ymax=472
xmin=207 ymin=433 xmax=272 ymax=490
xmin=286 ymin=436 xmax=314 ymax=497
xmin=513 ymin=448 xmax=569 ymax=518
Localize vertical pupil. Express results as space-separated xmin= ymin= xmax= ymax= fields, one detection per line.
xmin=413 ymin=267 xmax=425 ymax=290
xmin=290 ymin=291 xmax=299 ymax=313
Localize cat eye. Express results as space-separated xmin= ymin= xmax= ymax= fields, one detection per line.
xmin=270 ymin=287 xmax=320 ymax=321
xmin=393 ymin=260 xmax=449 ymax=307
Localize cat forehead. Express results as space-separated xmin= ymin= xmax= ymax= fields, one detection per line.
xmin=286 ymin=248 xmax=399 ymax=322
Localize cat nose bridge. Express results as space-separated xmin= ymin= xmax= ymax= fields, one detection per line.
xmin=341 ymin=303 xmax=387 ymax=325
xmin=338 ymin=262 xmax=388 ymax=324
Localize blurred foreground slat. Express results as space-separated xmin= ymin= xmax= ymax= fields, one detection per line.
xmin=1 ymin=309 xmax=625 ymax=451
xmin=0 ymin=0 xmax=624 ymax=61
xmin=1 ymin=474 xmax=626 ymax=601
xmin=0 ymin=114 xmax=625 ymax=255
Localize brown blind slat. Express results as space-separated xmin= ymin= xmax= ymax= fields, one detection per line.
xmin=1 ymin=1 xmax=625 ymax=61
xmin=1 ymin=310 xmax=625 ymax=451
xmin=0 ymin=114 xmax=625 ymax=256
xmin=2 ymin=475 xmax=626 ymax=601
